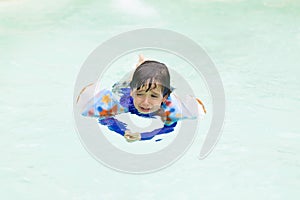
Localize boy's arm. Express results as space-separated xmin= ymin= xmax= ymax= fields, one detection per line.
xmin=81 ymin=89 xmax=127 ymax=118
xmin=139 ymin=122 xmax=177 ymax=141
xmin=98 ymin=117 xmax=128 ymax=137
xmin=162 ymin=94 xmax=206 ymax=122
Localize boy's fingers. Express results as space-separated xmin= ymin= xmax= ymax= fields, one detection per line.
xmin=124 ymin=135 xmax=131 ymax=139
xmin=125 ymin=136 xmax=137 ymax=141
xmin=138 ymin=54 xmax=145 ymax=62
xmin=76 ymin=83 xmax=94 ymax=103
xmin=125 ymin=138 xmax=135 ymax=143
xmin=136 ymin=54 xmax=146 ymax=67
xmin=124 ymin=132 xmax=140 ymax=142
xmin=125 ymin=135 xmax=135 ymax=141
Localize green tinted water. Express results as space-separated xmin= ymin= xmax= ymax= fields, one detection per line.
xmin=1 ymin=0 xmax=300 ymax=199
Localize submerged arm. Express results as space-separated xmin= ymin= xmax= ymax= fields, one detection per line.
xmin=140 ymin=122 xmax=177 ymax=141
xmin=98 ymin=117 xmax=128 ymax=136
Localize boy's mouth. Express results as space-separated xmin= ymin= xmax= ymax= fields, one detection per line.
xmin=139 ymin=106 xmax=151 ymax=113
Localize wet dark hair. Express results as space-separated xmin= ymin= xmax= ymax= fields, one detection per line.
xmin=130 ymin=60 xmax=171 ymax=97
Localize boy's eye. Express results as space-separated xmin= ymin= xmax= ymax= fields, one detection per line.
xmin=136 ymin=93 xmax=144 ymax=96
xmin=151 ymin=95 xmax=158 ymax=98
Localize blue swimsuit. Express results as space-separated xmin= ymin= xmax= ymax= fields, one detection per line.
xmin=81 ymin=82 xmax=206 ymax=141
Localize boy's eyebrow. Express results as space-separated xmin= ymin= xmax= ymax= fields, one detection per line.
xmin=136 ymin=83 xmax=163 ymax=94
xmin=136 ymin=89 xmax=161 ymax=95
xmin=150 ymin=91 xmax=161 ymax=95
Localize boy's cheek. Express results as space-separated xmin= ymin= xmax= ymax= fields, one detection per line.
xmin=151 ymin=105 xmax=161 ymax=112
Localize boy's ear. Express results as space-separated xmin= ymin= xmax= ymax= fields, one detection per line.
xmin=163 ymin=95 xmax=168 ymax=102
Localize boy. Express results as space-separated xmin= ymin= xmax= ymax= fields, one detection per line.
xmin=78 ymin=56 xmax=206 ymax=142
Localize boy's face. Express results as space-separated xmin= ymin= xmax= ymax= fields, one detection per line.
xmin=130 ymin=84 xmax=167 ymax=114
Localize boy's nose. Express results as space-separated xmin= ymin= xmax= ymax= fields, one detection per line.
xmin=142 ymin=96 xmax=150 ymax=105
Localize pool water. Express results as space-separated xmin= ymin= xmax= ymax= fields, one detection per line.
xmin=1 ymin=0 xmax=300 ymax=199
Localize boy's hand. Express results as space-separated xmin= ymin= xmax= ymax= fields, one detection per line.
xmin=124 ymin=130 xmax=141 ymax=142
xmin=135 ymin=54 xmax=145 ymax=67
xmin=76 ymin=83 xmax=94 ymax=104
